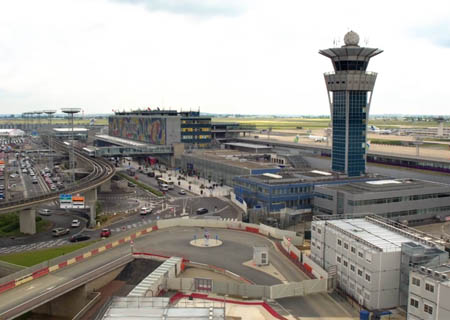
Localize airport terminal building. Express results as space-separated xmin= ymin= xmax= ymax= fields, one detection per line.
xmin=233 ymin=170 xmax=377 ymax=212
xmin=313 ymin=179 xmax=450 ymax=223
xmin=109 ymin=110 xmax=211 ymax=148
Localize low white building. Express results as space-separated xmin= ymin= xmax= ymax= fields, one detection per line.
xmin=408 ymin=264 xmax=450 ymax=320
xmin=310 ymin=215 xmax=448 ymax=310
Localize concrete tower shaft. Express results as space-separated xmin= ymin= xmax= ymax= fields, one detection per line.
xmin=319 ymin=31 xmax=383 ymax=177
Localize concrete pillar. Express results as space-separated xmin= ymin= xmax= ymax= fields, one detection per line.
xmin=34 ymin=284 xmax=87 ymax=318
xmin=84 ymin=188 xmax=98 ymax=227
xmin=19 ymin=208 xmax=36 ymax=235
xmin=99 ymin=179 xmax=112 ymax=193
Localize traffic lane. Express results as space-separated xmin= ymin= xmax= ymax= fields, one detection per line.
xmin=0 ymin=245 xmax=132 ymax=316
xmin=132 ymin=171 xmax=195 ymax=199
xmin=134 ymin=227 xmax=282 ymax=286
xmin=0 ymin=209 xmax=84 ymax=247
xmin=277 ymin=292 xmax=358 ymax=318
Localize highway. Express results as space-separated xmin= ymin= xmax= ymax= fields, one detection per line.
xmin=0 ymin=141 xmax=116 ymax=214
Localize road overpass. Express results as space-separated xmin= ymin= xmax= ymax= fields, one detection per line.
xmin=0 ymin=140 xmax=115 ymax=233
xmin=0 ymin=219 xmax=345 ymax=320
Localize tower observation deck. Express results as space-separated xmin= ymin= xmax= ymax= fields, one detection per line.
xmin=320 ymin=31 xmax=383 ymax=176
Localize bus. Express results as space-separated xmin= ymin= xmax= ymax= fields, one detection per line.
xmin=157 ymin=177 xmax=174 ymax=190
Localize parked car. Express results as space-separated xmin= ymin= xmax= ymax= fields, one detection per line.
xmin=39 ymin=208 xmax=52 ymax=216
xmin=100 ymin=228 xmax=111 ymax=238
xmin=71 ymin=219 xmax=81 ymax=228
xmin=128 ymin=182 xmax=136 ymax=187
xmin=70 ymin=234 xmax=90 ymax=242
xmin=140 ymin=207 xmax=152 ymax=215
xmin=178 ymin=190 xmax=186 ymax=195
xmin=196 ymin=208 xmax=208 ymax=215
xmin=52 ymin=227 xmax=70 ymax=237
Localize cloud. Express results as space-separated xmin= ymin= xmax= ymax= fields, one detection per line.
xmin=113 ymin=0 xmax=245 ymax=17
xmin=413 ymin=21 xmax=450 ymax=48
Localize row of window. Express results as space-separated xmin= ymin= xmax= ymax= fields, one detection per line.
xmin=336 ymin=256 xmax=372 ymax=282
xmin=411 ymin=277 xmax=435 ymax=293
xmin=181 ymin=135 xmax=211 ymax=140
xmin=234 ymin=181 xmax=313 ymax=195
xmin=338 ymin=275 xmax=371 ymax=302
xmin=315 ymin=192 xmax=334 ymax=201
xmin=410 ymin=297 xmax=433 ymax=315
xmin=348 ymin=192 xmax=450 ymax=206
xmin=181 ymin=127 xmax=211 ymax=132
xmin=336 ymin=238 xmax=372 ymax=262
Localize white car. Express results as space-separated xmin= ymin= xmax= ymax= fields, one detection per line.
xmin=71 ymin=219 xmax=81 ymax=228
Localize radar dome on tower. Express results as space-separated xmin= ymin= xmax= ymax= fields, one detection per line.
xmin=343 ymin=30 xmax=360 ymax=46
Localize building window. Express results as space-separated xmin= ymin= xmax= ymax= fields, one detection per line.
xmin=425 ymin=283 xmax=435 ymax=293
xmin=358 ymin=251 xmax=364 ymax=258
xmin=424 ymin=304 xmax=433 ymax=315
xmin=343 ymin=260 xmax=348 ymax=267
xmin=365 ymin=273 xmax=371 ymax=282
xmin=344 ymin=242 xmax=349 ymax=250
xmin=351 ymin=246 xmax=356 ymax=254
xmin=336 ymin=256 xmax=341 ymax=263
xmin=412 ymin=277 xmax=421 ymax=287
xmin=317 ymin=228 xmax=322 ymax=234
xmin=410 ymin=298 xmax=419 ymax=308
xmin=337 ymin=239 xmax=342 ymax=246
xmin=357 ymin=269 xmax=363 ymax=277
xmin=350 ymin=264 xmax=355 ymax=272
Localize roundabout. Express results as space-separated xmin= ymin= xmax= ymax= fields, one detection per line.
xmin=190 ymin=238 xmax=223 ymax=247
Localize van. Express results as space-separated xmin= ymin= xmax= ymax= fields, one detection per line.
xmin=140 ymin=207 xmax=152 ymax=215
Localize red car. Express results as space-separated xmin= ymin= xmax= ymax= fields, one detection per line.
xmin=100 ymin=228 xmax=111 ymax=238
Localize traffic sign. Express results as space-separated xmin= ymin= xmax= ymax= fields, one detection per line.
xmin=59 ymin=194 xmax=72 ymax=209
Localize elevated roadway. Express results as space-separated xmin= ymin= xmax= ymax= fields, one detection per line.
xmin=0 ymin=222 xmax=350 ymax=319
xmin=0 ymin=140 xmax=115 ymax=214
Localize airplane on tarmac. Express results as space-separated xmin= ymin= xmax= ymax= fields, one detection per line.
xmin=368 ymin=125 xmax=392 ymax=134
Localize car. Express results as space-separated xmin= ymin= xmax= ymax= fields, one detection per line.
xmin=52 ymin=227 xmax=70 ymax=237
xmin=128 ymin=182 xmax=136 ymax=187
xmin=178 ymin=190 xmax=186 ymax=195
xmin=32 ymin=178 xmax=38 ymax=184
xmin=71 ymin=219 xmax=81 ymax=228
xmin=100 ymin=228 xmax=111 ymax=238
xmin=147 ymin=171 xmax=155 ymax=177
xmin=0 ymin=185 xmax=4 ymax=190
xmin=70 ymin=234 xmax=90 ymax=242
xmin=196 ymin=208 xmax=209 ymax=215
xmin=22 ymin=168 xmax=27 ymax=173
xmin=39 ymin=208 xmax=52 ymax=216
xmin=29 ymin=171 xmax=35 ymax=176
xmin=140 ymin=207 xmax=152 ymax=215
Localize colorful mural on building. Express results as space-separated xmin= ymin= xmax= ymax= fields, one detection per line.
xmin=109 ymin=117 xmax=166 ymax=145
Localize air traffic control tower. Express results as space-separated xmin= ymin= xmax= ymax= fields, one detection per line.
xmin=320 ymin=31 xmax=382 ymax=176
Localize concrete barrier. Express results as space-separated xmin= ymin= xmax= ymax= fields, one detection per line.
xmin=230 ymin=191 xmax=248 ymax=214
xmin=302 ymin=254 xmax=329 ymax=280
xmin=165 ymin=277 xmax=327 ymax=300
xmin=260 ymin=225 xmax=303 ymax=245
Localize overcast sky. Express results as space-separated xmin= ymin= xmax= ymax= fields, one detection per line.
xmin=1 ymin=0 xmax=449 ymax=116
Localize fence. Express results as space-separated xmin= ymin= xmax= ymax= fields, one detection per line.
xmin=165 ymin=277 xmax=327 ymax=300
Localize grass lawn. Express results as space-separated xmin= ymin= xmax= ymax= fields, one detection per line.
xmin=0 ymin=240 xmax=97 ymax=267
xmin=0 ymin=213 xmax=52 ymax=237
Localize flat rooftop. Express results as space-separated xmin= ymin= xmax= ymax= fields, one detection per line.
xmin=318 ymin=178 xmax=448 ymax=194
xmin=183 ymin=149 xmax=280 ymax=170
xmin=53 ymin=128 xmax=88 ymax=132
xmin=95 ymin=134 xmax=149 ymax=147
xmin=224 ymin=142 xmax=272 ymax=150
xmin=238 ymin=170 xmax=374 ymax=185
xmin=321 ymin=218 xmax=434 ymax=252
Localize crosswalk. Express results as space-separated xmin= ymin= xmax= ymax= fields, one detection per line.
xmin=0 ymin=238 xmax=69 ymax=254
xmin=111 ymin=218 xmax=154 ymax=233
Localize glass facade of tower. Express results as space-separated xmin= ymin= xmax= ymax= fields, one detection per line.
xmin=332 ymin=91 xmax=346 ymax=173
xmin=332 ymin=91 xmax=367 ymax=177
xmin=348 ymin=91 xmax=367 ymax=176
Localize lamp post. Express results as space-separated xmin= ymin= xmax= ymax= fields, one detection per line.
xmin=61 ymin=108 xmax=81 ymax=184
xmin=43 ymin=110 xmax=56 ymax=168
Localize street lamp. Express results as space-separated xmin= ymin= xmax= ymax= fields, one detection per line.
xmin=43 ymin=110 xmax=56 ymax=168
xmin=61 ymin=108 xmax=81 ymax=184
